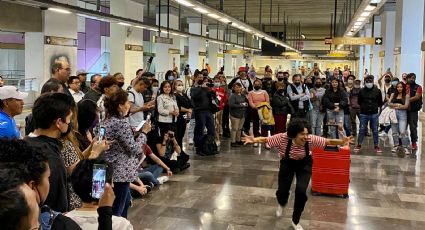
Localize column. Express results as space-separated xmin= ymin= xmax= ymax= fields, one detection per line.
xmin=155 ymin=5 xmax=181 ymax=80
xmin=397 ymin=0 xmax=425 ymax=83
xmin=188 ymin=17 xmax=207 ymax=72
xmin=110 ymin=0 xmax=144 ymax=87
xmin=364 ymin=23 xmax=372 ymax=77
xmin=207 ymin=26 xmax=224 ymax=74
xmin=379 ymin=3 xmax=396 ymax=75
xmin=371 ymin=17 xmax=381 ymax=77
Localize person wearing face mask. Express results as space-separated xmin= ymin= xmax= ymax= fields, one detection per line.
xmin=406 ymin=73 xmax=422 ymax=150
xmin=24 ymin=93 xmax=75 ymax=212
xmin=304 ymin=76 xmax=314 ymax=89
xmin=309 ymin=78 xmax=326 ymax=135
xmin=174 ymin=80 xmax=193 ymax=148
xmin=165 ymin=70 xmax=176 ymax=82
xmin=349 ymin=80 xmax=362 ymax=136
xmin=287 ymin=74 xmax=311 ymax=119
xmin=248 ymin=79 xmax=270 ymax=147
xmin=262 ymin=68 xmax=275 ymax=99
xmin=212 ymin=76 xmax=228 ymax=145
xmin=218 ymin=73 xmax=231 ymax=138
xmin=354 ymin=75 xmax=383 ymax=154
xmin=345 ymin=75 xmax=355 ymax=93
xmin=272 ymin=82 xmax=294 ymax=134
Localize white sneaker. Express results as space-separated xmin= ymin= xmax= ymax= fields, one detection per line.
xmin=405 ymin=147 xmax=411 ymax=155
xmin=253 ymin=143 xmax=259 ymax=147
xmin=188 ymin=139 xmax=194 ymax=146
xmin=379 ymin=132 xmax=387 ymax=137
xmin=276 ymin=205 xmax=284 ymax=217
xmin=157 ymin=176 xmax=169 ymax=185
xmin=391 ymin=146 xmax=398 ymax=153
xmin=291 ymin=221 xmax=304 ymax=230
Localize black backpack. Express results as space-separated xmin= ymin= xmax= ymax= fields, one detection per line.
xmin=202 ymin=135 xmax=218 ymax=155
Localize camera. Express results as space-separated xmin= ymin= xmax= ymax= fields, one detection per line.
xmin=168 ymin=132 xmax=174 ymax=139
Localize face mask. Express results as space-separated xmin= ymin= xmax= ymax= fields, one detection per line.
xmin=60 ymin=123 xmax=72 ymax=138
xmin=254 ymin=85 xmax=261 ymax=90
xmin=365 ymin=83 xmax=373 ymax=89
xmin=117 ymin=82 xmax=124 ymax=88
xmin=214 ymin=82 xmax=221 ymax=87
xmin=294 ymin=82 xmax=301 ymax=87
xmin=354 ymin=84 xmax=360 ymax=89
xmin=277 ymin=89 xmax=284 ymax=94
xmin=197 ymin=80 xmax=204 ymax=85
xmin=152 ymin=86 xmax=159 ymax=93
xmin=277 ymin=78 xmax=284 ymax=82
xmin=168 ymin=76 xmax=175 ymax=81
xmin=176 ymin=85 xmax=184 ymax=92
xmin=347 ymin=80 xmax=353 ymax=84
xmin=283 ymin=77 xmax=289 ymax=82
xmin=409 ymin=79 xmax=415 ymax=85
xmin=315 ymin=84 xmax=322 ymax=88
xmin=384 ymin=78 xmax=391 ymax=83
xmin=391 ymin=81 xmax=398 ymax=87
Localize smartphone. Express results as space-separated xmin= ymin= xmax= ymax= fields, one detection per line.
xmin=91 ymin=164 xmax=107 ymax=199
xmin=148 ymin=56 xmax=154 ymax=64
xmin=98 ymin=127 xmax=106 ymax=143
xmin=168 ymin=132 xmax=174 ymax=139
xmin=136 ymin=114 xmax=151 ymax=132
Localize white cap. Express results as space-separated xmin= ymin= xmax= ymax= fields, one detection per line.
xmin=0 ymin=86 xmax=28 ymax=100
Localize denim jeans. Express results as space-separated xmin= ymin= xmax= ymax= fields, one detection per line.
xmin=194 ymin=111 xmax=215 ymax=149
xmin=326 ymin=109 xmax=344 ymax=138
xmin=139 ymin=164 xmax=163 ymax=185
xmin=357 ymin=113 xmax=379 ymax=146
xmin=343 ymin=114 xmax=351 ymax=137
xmin=310 ymin=108 xmax=324 ymax=136
xmin=391 ymin=110 xmax=410 ymax=147
xmin=112 ymin=182 xmax=131 ymax=218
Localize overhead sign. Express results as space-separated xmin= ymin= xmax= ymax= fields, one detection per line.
xmin=125 ymin=44 xmax=143 ymax=52
xmin=325 ymin=37 xmax=383 ymax=45
xmin=153 ymin=36 xmax=173 ymax=44
xmin=327 ymin=50 xmax=351 ymax=57
xmin=224 ymin=49 xmax=245 ymax=54
xmin=45 ymin=36 xmax=77 ymax=47
xmin=379 ymin=50 xmax=385 ymax=57
xmin=168 ymin=48 xmax=180 ymax=54
xmin=199 ymin=51 xmax=207 ymax=56
xmin=217 ymin=53 xmax=224 ymax=58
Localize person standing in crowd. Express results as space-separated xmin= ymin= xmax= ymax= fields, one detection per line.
xmin=272 ymin=81 xmax=293 ymax=134
xmin=191 ymin=71 xmax=215 ymax=155
xmin=219 ymin=73 xmax=231 ymax=138
xmin=287 ymin=74 xmax=310 ymax=119
xmin=229 ymin=83 xmax=248 ymax=147
xmin=102 ymin=90 xmax=151 ymax=218
xmin=242 ymin=118 xmax=351 ymax=230
xmin=156 ymin=81 xmax=179 ymax=135
xmin=349 ymin=79 xmax=362 ymax=137
xmin=0 ymin=86 xmax=27 ymax=139
xmin=82 ymin=74 xmax=102 ymax=103
xmin=75 ymin=99 xmax=99 ymax=151
xmin=142 ymin=72 xmax=157 ymax=119
xmin=262 ymin=67 xmax=275 ymax=99
xmin=67 ymin=76 xmax=85 ymax=103
xmin=401 ymin=73 xmax=408 ymax=84
xmin=377 ymin=73 xmax=393 ymax=137
xmin=174 ymin=79 xmax=192 ymax=148
xmin=309 ymin=78 xmax=326 ymax=136
xmin=354 ymin=75 xmax=383 ymax=153
xmin=113 ymin=72 xmax=125 ymax=89
xmin=128 ymin=77 xmax=155 ymax=130
xmin=248 ymin=79 xmax=270 ymax=147
xmin=206 ymin=63 xmax=212 ymax=74
xmin=228 ymin=68 xmax=253 ymax=134
xmin=388 ymin=82 xmax=411 ymax=154
xmin=183 ymin=64 xmax=192 ymax=87
xmin=406 ymin=73 xmax=422 ymax=150
xmin=49 ymin=60 xmax=72 ymax=95
xmin=213 ymin=76 xmax=228 ymax=145
xmin=248 ymin=66 xmax=257 ymax=82
xmin=97 ymin=76 xmax=120 ymax=123
xmin=25 ymin=93 xmax=74 ymax=212
xmin=165 ymin=70 xmax=177 ymax=82
xmin=322 ymin=79 xmax=347 ymax=138
xmin=0 ymin=75 xmax=4 ymax=87
xmin=76 ymin=70 xmax=89 ymax=93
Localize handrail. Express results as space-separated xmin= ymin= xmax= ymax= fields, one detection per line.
xmin=3 ymin=78 xmax=37 ymax=91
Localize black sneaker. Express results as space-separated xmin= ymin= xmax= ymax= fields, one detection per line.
xmin=231 ymin=142 xmax=239 ymax=147
xmin=180 ymin=162 xmax=191 ymax=171
xmin=237 ymin=141 xmax=244 ymax=145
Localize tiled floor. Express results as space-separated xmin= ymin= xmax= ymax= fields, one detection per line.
xmin=127 ymin=123 xmax=425 ymax=230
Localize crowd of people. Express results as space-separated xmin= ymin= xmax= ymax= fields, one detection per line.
xmin=0 ymin=58 xmax=422 ymax=229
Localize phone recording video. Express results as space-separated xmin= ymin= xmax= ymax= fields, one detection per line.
xmin=91 ymin=164 xmax=107 ymax=199
xmin=98 ymin=127 xmax=106 ymax=143
xmin=136 ymin=114 xmax=151 ymax=132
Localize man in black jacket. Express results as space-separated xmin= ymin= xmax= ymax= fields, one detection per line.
xmin=191 ymin=71 xmax=215 ymax=155
xmin=354 ymin=75 xmax=383 ymax=154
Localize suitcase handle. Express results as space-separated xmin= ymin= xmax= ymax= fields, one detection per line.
xmin=323 ymin=145 xmax=339 ymax=152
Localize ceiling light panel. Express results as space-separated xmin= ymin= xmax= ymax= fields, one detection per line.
xmin=194 ymin=7 xmax=209 ymax=14
xmin=208 ymin=13 xmax=220 ymax=19
xmin=365 ymin=5 xmax=376 ymax=11
xmin=361 ymin=11 xmax=371 ymax=17
xmin=48 ymin=8 xmax=71 ymax=14
xmin=175 ymin=0 xmax=194 ymax=7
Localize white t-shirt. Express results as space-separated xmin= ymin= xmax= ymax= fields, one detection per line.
xmin=128 ymin=88 xmax=145 ymax=128
xmin=65 ymin=209 xmax=133 ymax=230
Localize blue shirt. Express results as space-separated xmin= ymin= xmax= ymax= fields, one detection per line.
xmin=0 ymin=110 xmax=20 ymax=139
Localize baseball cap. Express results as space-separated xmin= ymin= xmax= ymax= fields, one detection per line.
xmin=0 ymin=86 xmax=28 ymax=100
xmin=76 ymin=69 xmax=88 ymax=75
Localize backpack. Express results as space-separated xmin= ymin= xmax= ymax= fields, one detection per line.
xmin=202 ymin=135 xmax=218 ymax=155
xmin=209 ymin=91 xmax=220 ymax=114
xmin=39 ymin=205 xmax=60 ymax=230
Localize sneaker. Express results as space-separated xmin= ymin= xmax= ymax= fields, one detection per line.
xmin=405 ymin=147 xmax=411 ymax=155
xmin=291 ymin=221 xmax=304 ymax=230
xmin=412 ymin=142 xmax=418 ymax=150
xmin=157 ymin=176 xmax=169 ymax=185
xmin=374 ymin=146 xmax=382 ymax=154
xmin=276 ymin=205 xmax=284 ymax=217
xmin=379 ymin=132 xmax=387 ymax=137
xmin=354 ymin=145 xmax=361 ymax=152
xmin=180 ymin=162 xmax=191 ymax=171
xmin=391 ymin=146 xmax=398 ymax=153
xmin=253 ymin=143 xmax=259 ymax=147
xmin=236 ymin=141 xmax=244 ymax=145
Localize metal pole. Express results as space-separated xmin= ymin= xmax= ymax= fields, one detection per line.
xmin=158 ymin=0 xmax=161 ymax=34
xmin=96 ymin=0 xmax=100 ymax=11
xmin=277 ymin=4 xmax=280 ymax=40
xmin=371 ymin=15 xmax=375 ymax=36
xmin=283 ymin=11 xmax=286 ymax=42
xmin=167 ymin=0 xmax=170 ymax=38
xmin=269 ymin=0 xmax=272 ymax=33
xmin=259 ymin=0 xmax=262 ymax=30
xmin=330 ymin=13 xmax=333 ymax=50
xmin=178 ymin=4 xmax=181 ymax=31
xmin=219 ymin=0 xmax=224 ymax=11
xmin=334 ymin=0 xmax=337 ymax=37
xmin=244 ymin=0 xmax=247 ymax=22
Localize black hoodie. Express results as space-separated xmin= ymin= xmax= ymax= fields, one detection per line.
xmin=358 ymin=85 xmax=383 ymax=114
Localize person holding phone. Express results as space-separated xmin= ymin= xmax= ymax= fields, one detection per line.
xmin=155 ymin=126 xmax=190 ymax=173
xmin=173 ymin=79 xmax=193 ymax=148
xmin=128 ymin=77 xmax=155 ymax=130
xmin=102 ymin=90 xmax=152 ymax=218
xmin=156 ymin=81 xmax=179 ymax=136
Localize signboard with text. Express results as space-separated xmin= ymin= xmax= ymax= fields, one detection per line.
xmin=325 ymin=37 xmax=383 ymax=45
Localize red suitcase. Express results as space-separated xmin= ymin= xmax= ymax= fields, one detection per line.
xmin=311 ymin=145 xmax=350 ymax=198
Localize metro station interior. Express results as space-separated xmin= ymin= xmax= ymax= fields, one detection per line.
xmin=1 ymin=0 xmax=425 ymax=229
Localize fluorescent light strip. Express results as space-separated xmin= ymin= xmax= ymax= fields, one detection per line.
xmin=365 ymin=5 xmax=376 ymax=11
xmin=194 ymin=7 xmax=209 ymax=14
xmin=208 ymin=13 xmax=220 ymax=19
xmin=175 ymin=0 xmax=194 ymax=7
xmin=118 ymin=22 xmax=132 ymax=26
xmin=360 ymin=11 xmax=371 ymax=17
xmin=357 ymin=17 xmax=366 ymax=22
xmin=220 ymin=18 xmax=231 ymax=23
xmin=354 ymin=22 xmax=362 ymax=26
xmin=135 ymin=25 xmax=145 ymax=29
xmin=48 ymin=8 xmax=71 ymax=14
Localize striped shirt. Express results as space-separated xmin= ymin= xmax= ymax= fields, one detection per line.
xmin=267 ymin=133 xmax=327 ymax=160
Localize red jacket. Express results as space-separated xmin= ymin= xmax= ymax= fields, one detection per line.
xmin=214 ymin=87 xmax=228 ymax=111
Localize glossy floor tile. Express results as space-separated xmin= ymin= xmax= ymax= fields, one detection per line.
xmin=128 ymin=123 xmax=425 ymax=229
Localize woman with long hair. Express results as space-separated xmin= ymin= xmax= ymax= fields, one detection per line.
xmin=322 ymin=78 xmax=348 ymax=138
xmin=156 ymin=81 xmax=179 ymax=136
xmin=173 ymin=79 xmax=192 ymax=147
xmin=388 ymin=82 xmax=411 ymax=154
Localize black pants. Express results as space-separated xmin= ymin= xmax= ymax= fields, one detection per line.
xmin=408 ymin=111 xmax=419 ymax=143
xmin=175 ymin=116 xmax=187 ymax=147
xmin=160 ymin=153 xmax=189 ymax=172
xmin=276 ymin=156 xmax=312 ymax=224
xmin=222 ymin=104 xmax=230 ymax=136
xmin=242 ymin=107 xmax=252 ymax=133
